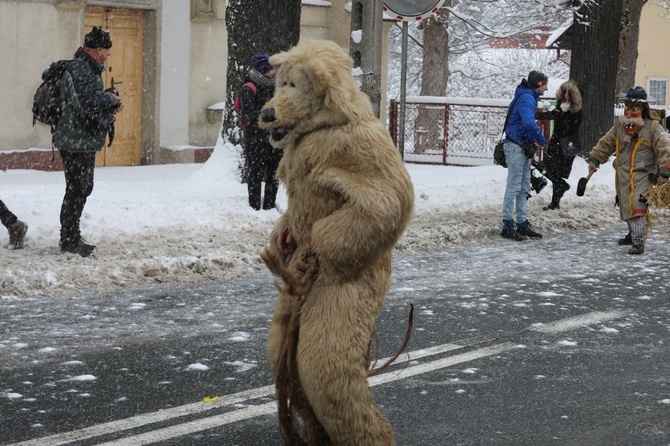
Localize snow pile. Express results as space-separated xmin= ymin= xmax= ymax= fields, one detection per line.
xmin=0 ymin=139 xmax=632 ymax=298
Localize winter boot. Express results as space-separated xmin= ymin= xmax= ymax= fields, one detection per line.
xmin=560 ymin=179 xmax=571 ymax=193
xmin=543 ymin=200 xmax=560 ymax=211
xmin=629 ymin=244 xmax=645 ymax=255
xmin=517 ymin=220 xmax=543 ymax=239
xmin=618 ymin=232 xmax=633 ymax=245
xmin=60 ymin=239 xmax=96 ymax=258
xmin=501 ymin=220 xmax=523 ymax=241
xmin=8 ymin=220 xmax=28 ymax=250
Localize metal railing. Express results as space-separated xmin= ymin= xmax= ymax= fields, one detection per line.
xmin=389 ymin=97 xmax=551 ymax=166
xmin=388 ymin=97 xmax=670 ymax=166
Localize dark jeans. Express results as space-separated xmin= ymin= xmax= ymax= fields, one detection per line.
xmin=0 ymin=199 xmax=18 ymax=229
xmin=245 ymin=143 xmax=283 ymax=210
xmin=59 ymin=149 xmax=96 ymax=247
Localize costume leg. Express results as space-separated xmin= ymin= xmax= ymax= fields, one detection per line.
xmin=629 ymin=216 xmax=647 ymax=246
xmin=266 ymin=289 xmax=291 ymax=376
xmin=297 ymin=280 xmax=394 ymax=446
xmin=59 ymin=150 xmax=96 ymax=247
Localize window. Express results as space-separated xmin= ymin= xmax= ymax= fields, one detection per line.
xmin=648 ymin=78 xmax=667 ymax=105
xmin=191 ymin=0 xmax=216 ymax=21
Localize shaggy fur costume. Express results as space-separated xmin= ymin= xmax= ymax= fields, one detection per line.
xmin=259 ymin=40 xmax=414 ymax=445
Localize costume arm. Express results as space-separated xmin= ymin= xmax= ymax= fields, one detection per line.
xmin=587 ymin=124 xmax=617 ymax=167
xmin=652 ymin=128 xmax=670 ymax=178
xmin=310 ymin=165 xmax=412 ymax=277
xmin=267 ymin=212 xmax=291 ymax=258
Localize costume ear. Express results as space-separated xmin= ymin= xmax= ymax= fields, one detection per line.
xmin=306 ymin=58 xmax=331 ymax=98
xmin=269 ymin=52 xmax=289 ymax=71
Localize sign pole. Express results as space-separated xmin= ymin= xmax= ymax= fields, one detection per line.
xmin=383 ymin=0 xmax=445 ymax=160
xmin=398 ymin=21 xmax=408 ymax=160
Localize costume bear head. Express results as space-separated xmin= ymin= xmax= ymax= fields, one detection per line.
xmin=258 ymin=40 xmax=374 ymax=147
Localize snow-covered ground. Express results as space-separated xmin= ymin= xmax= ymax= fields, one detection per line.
xmin=0 ymin=138 xmax=649 ymax=299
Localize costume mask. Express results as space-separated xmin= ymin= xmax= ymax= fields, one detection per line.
xmin=622 ymin=103 xmax=644 ymax=135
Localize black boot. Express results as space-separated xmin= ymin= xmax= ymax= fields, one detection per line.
xmin=618 ymin=232 xmax=633 ymax=245
xmin=517 ymin=220 xmax=543 ymax=239
xmin=501 ymin=219 xmax=523 ymax=241
xmin=629 ymin=244 xmax=644 ymax=255
xmin=8 ymin=220 xmax=28 ymax=250
xmin=60 ymin=239 xmax=96 ymax=257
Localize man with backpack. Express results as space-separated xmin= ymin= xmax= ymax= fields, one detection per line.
xmin=53 ymin=26 xmax=123 ymax=257
xmin=238 ymin=53 xmax=282 ymax=211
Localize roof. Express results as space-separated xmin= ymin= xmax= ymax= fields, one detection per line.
xmin=545 ymin=18 xmax=573 ymax=49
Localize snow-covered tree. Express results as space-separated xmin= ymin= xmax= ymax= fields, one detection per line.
xmin=616 ymin=0 xmax=647 ymax=93
xmin=570 ymin=0 xmax=624 ymax=151
xmin=222 ymin=0 xmax=301 ymax=144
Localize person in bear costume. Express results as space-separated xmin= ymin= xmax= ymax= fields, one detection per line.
xmin=259 ymin=40 xmax=414 ymax=445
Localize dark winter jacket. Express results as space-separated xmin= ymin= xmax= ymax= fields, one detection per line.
xmin=505 ymin=79 xmax=547 ymax=147
xmin=537 ymin=81 xmax=583 ymax=143
xmin=240 ymin=68 xmax=275 ymax=146
xmin=536 ymin=80 xmax=583 ymax=178
xmin=53 ymin=48 xmax=116 ymax=152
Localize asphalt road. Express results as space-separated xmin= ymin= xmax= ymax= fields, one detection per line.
xmin=2 ymin=225 xmax=670 ymax=446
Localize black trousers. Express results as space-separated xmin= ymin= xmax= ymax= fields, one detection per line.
xmin=245 ymin=143 xmax=283 ymax=210
xmin=542 ymin=142 xmax=575 ymax=205
xmin=0 ymin=199 xmax=18 ymax=229
xmin=59 ymin=149 xmax=96 ymax=246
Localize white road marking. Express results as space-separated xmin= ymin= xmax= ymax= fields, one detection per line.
xmin=529 ymin=310 xmax=628 ymax=333
xmin=11 ymin=345 xmax=469 ymax=446
xmin=95 ymin=343 xmax=517 ymax=446
xmin=10 ymin=310 xmax=628 ymax=446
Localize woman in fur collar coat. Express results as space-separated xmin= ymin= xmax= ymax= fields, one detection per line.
xmin=536 ymin=80 xmax=583 ymax=210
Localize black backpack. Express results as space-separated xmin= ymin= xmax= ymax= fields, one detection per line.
xmin=32 ymin=60 xmax=71 ymax=128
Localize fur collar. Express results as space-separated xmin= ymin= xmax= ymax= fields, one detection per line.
xmin=555 ymin=80 xmax=582 ymax=113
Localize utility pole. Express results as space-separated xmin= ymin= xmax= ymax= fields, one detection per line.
xmin=350 ymin=0 xmax=384 ymax=118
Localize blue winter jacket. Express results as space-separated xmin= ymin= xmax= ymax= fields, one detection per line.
xmin=504 ymin=80 xmax=547 ymax=147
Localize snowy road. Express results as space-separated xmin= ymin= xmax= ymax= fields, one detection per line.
xmin=2 ymin=225 xmax=670 ymax=445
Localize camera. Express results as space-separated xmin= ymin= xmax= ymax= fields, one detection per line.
xmin=531 ymin=173 xmax=548 ymax=194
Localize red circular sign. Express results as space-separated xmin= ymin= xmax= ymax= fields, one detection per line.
xmin=383 ymin=0 xmax=446 ymax=21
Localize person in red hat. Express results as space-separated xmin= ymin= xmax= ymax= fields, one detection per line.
xmin=586 ymin=86 xmax=670 ymax=254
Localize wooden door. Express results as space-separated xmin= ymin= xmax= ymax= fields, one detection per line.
xmin=85 ymin=7 xmax=144 ymax=167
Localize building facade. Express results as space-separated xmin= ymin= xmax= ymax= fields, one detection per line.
xmin=0 ymin=0 xmax=392 ymax=170
xmin=635 ymin=1 xmax=669 ymax=105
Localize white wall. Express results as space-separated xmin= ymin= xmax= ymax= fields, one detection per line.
xmin=159 ymin=0 xmax=190 ymax=147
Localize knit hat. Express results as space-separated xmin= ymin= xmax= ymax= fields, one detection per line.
xmin=527 ymin=70 xmax=548 ymax=89
xmin=251 ymin=53 xmax=273 ymax=75
xmin=84 ymin=26 xmax=112 ymax=49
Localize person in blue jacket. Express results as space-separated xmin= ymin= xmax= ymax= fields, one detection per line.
xmin=501 ymin=70 xmax=548 ymax=241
